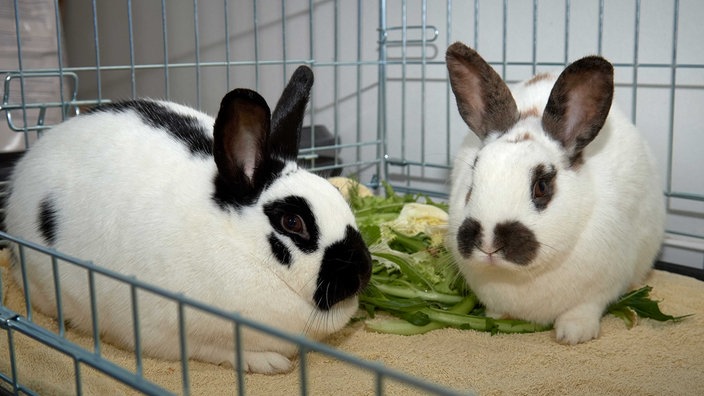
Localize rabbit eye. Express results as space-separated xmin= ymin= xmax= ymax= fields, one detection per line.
xmin=532 ymin=180 xmax=548 ymax=199
xmin=281 ymin=213 xmax=309 ymax=240
xmin=530 ymin=164 xmax=557 ymax=211
xmin=264 ymin=196 xmax=319 ymax=252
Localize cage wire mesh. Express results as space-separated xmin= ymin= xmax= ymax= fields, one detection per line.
xmin=1 ymin=0 xmax=703 ymax=394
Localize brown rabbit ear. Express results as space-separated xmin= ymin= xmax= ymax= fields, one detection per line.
xmin=212 ymin=88 xmax=273 ymax=207
xmin=269 ymin=66 xmax=314 ymax=161
xmin=445 ymin=42 xmax=519 ymax=139
xmin=542 ymin=56 xmax=614 ymax=162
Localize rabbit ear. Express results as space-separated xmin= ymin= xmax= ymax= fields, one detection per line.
xmin=212 ymin=88 xmax=273 ymax=207
xmin=446 ymin=42 xmax=519 ymax=139
xmin=542 ymin=56 xmax=614 ymax=162
xmin=269 ymin=66 xmax=314 ymax=161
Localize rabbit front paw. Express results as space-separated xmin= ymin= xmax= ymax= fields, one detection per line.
xmin=243 ymin=351 xmax=293 ymax=374
xmin=554 ymin=305 xmax=602 ymax=345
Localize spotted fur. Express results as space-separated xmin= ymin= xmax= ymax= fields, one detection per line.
xmin=5 ymin=66 xmax=371 ymax=374
xmin=446 ymin=43 xmax=665 ymax=345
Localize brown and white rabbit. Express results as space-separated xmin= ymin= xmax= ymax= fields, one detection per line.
xmin=5 ymin=66 xmax=371 ymax=373
xmin=445 ymin=42 xmax=665 ymax=344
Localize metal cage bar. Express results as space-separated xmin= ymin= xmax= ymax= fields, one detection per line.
xmin=0 ymin=231 xmax=467 ymax=395
xmin=1 ymin=0 xmax=703 ymax=394
xmin=375 ymin=0 xmax=703 ymax=259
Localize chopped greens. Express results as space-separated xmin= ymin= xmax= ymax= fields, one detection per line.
xmin=346 ymin=180 xmax=686 ymax=336
xmin=607 ymin=285 xmax=690 ymax=329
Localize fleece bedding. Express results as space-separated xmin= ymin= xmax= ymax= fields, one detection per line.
xmin=1 ymin=248 xmax=703 ymax=395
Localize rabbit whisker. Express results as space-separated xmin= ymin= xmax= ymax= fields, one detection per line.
xmin=254 ymin=250 xmax=320 ymax=312
xmin=537 ymin=240 xmax=558 ymax=252
xmin=303 ymin=309 xmax=321 ymax=336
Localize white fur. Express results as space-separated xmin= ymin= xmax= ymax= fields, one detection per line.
xmin=5 ymin=102 xmax=360 ymax=374
xmin=447 ymin=73 xmax=666 ymax=344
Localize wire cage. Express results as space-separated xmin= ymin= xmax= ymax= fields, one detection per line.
xmin=1 ymin=0 xmax=703 ymax=394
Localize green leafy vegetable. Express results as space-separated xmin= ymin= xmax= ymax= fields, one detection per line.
xmin=346 ymin=180 xmax=687 ymax=336
xmin=607 ymin=285 xmax=690 ymax=329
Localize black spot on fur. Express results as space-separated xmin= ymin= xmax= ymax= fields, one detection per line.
xmin=464 ymin=187 xmax=473 ymax=205
xmin=493 ymin=221 xmax=539 ymax=265
xmin=38 ymin=195 xmax=58 ymax=246
xmin=457 ymin=218 xmax=482 ymax=258
xmin=212 ymin=159 xmax=286 ymax=209
xmin=314 ymin=226 xmax=371 ymax=310
xmin=87 ymin=100 xmax=213 ymax=157
xmin=463 ymin=156 xmax=480 ymax=204
xmin=268 ymin=233 xmax=291 ymax=266
xmin=263 ymin=196 xmax=319 ymax=253
xmin=531 ymin=164 xmax=557 ymax=211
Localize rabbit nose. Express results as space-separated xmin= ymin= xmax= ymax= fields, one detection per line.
xmin=477 ymin=243 xmax=503 ymax=256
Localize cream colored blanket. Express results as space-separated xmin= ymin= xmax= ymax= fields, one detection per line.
xmin=1 ymin=249 xmax=703 ymax=395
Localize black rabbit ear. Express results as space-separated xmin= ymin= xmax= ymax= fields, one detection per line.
xmin=542 ymin=56 xmax=614 ymax=163
xmin=269 ymin=66 xmax=314 ymax=161
xmin=212 ymin=88 xmax=272 ymax=207
xmin=446 ymin=42 xmax=520 ymax=139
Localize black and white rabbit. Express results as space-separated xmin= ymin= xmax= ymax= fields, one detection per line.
xmin=445 ymin=43 xmax=665 ymax=344
xmin=5 ymin=66 xmax=372 ymax=373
